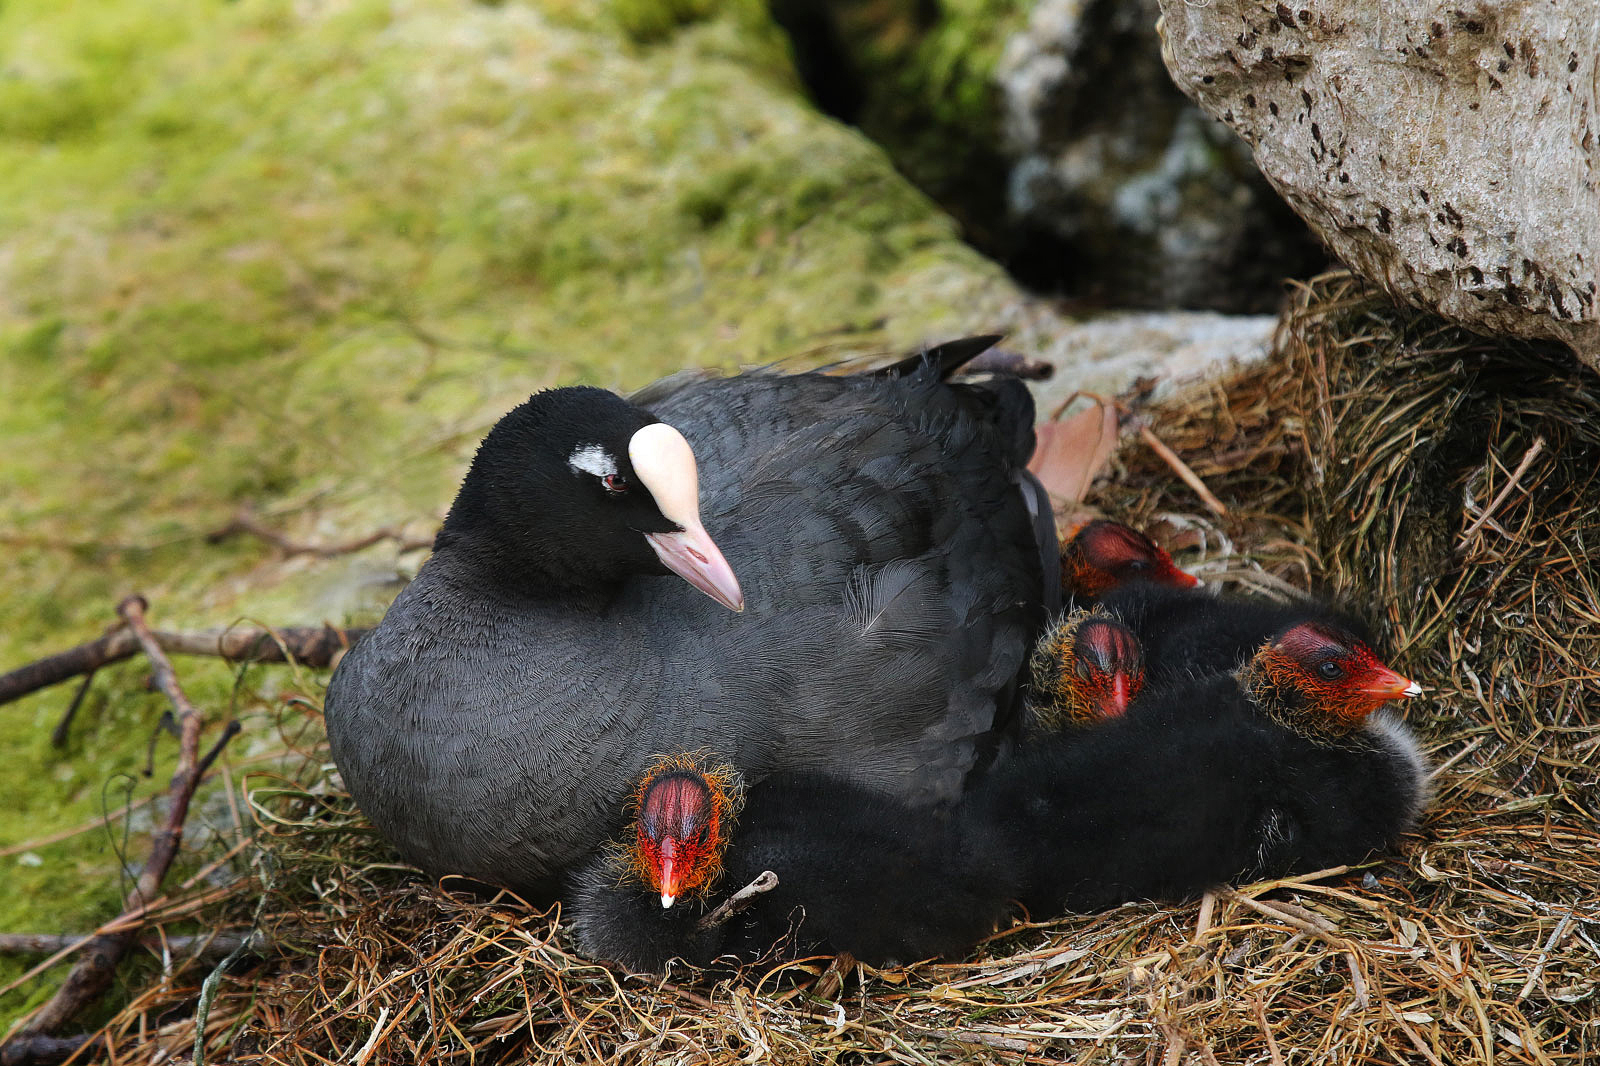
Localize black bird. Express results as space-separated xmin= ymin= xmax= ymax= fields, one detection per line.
xmin=323 ymin=338 xmax=1056 ymax=898
xmin=1061 ymin=518 xmax=1375 ymax=685
xmin=1098 ymin=579 xmax=1375 ymax=685
xmin=566 ymin=755 xmax=1018 ymax=972
xmin=972 ymin=621 xmax=1427 ymax=915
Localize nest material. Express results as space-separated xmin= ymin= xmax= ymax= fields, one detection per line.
xmin=50 ymin=273 xmax=1600 ymax=1064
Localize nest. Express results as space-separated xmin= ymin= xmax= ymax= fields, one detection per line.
xmin=57 ymin=274 xmax=1600 ymax=1063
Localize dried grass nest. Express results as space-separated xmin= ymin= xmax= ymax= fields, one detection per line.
xmin=68 ymin=274 xmax=1600 ymax=1064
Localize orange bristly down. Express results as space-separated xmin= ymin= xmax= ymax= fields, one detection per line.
xmin=626 ymin=752 xmax=742 ymax=907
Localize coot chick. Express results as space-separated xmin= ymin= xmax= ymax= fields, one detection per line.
xmin=972 ymin=622 xmax=1427 ymax=915
xmin=567 ymin=755 xmax=1019 ymax=973
xmin=1099 ymin=579 xmax=1375 ymax=686
xmin=1059 ymin=519 xmax=1199 ymax=604
xmin=1026 ymin=610 xmax=1146 ymax=730
xmin=325 ymin=340 xmax=1054 ymax=898
xmin=1062 ymin=518 xmax=1374 ymax=685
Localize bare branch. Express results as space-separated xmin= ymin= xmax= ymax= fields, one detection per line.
xmin=208 ymin=506 xmax=434 ymax=558
xmin=0 ymin=622 xmax=369 ymax=707
xmin=49 ymin=671 xmax=98 ymax=749
xmin=0 ymin=932 xmax=254 ymax=961
xmin=697 ymin=871 xmax=779 ymax=932
xmin=0 ymin=1034 xmax=101 ymax=1066
xmin=11 ymin=597 xmax=242 ymax=1041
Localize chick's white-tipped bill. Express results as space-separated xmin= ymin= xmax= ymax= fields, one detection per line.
xmin=630 ymin=422 xmax=744 ymax=612
xmin=658 ymin=842 xmax=681 ymax=908
xmin=1362 ymin=666 xmax=1422 ymax=703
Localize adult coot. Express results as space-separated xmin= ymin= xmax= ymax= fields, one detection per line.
xmin=324 ymin=339 xmax=1054 ymax=898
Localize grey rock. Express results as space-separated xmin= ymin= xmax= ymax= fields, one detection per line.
xmin=1025 ymin=310 xmax=1277 ymax=412
xmin=1157 ymin=0 xmax=1600 ymax=367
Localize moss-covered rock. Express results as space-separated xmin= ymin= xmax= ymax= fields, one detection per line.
xmin=769 ymin=0 xmax=1036 ymax=268
xmin=0 ymin=0 xmax=1032 ymax=1027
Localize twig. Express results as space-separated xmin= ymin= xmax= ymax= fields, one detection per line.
xmin=144 ymin=711 xmax=177 ymax=777
xmin=946 ymin=1028 xmax=1032 ymax=1052
xmin=0 ymin=1034 xmax=101 ymax=1066
xmin=9 ymin=596 xmax=241 ymax=1043
xmin=1384 ymin=1004 xmax=1448 ymax=1066
xmin=0 ymin=932 xmax=254 ymax=961
xmin=961 ymin=349 xmax=1054 ymax=381
xmin=1139 ymin=424 xmax=1229 ymax=516
xmin=810 ymin=951 xmax=857 ymax=1003
xmin=1252 ymin=997 xmax=1284 ymax=1066
xmin=1194 ymin=891 xmax=1216 ymax=940
xmin=208 ymin=506 xmax=433 ymax=558
xmin=1217 ymin=887 xmax=1343 ymax=947
xmin=49 ymin=671 xmax=98 ymax=749
xmin=199 ymin=721 xmax=244 ymax=776
xmin=697 ymin=871 xmax=779 ymax=932
xmin=1456 ymin=436 xmax=1546 ymax=550
xmin=0 ymin=622 xmax=369 ymax=707
xmin=1048 ymin=388 xmax=1115 ymax=423
xmin=1516 ymin=909 xmax=1576 ymax=1001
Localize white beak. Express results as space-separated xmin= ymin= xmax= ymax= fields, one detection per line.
xmin=630 ymin=422 xmax=745 ymax=612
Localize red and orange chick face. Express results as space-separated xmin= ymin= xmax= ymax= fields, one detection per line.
xmin=1075 ymin=619 xmax=1146 ymax=718
xmin=1029 ymin=612 xmax=1147 ymax=729
xmin=1060 ymin=519 xmax=1200 ymax=602
xmin=1245 ymin=622 xmax=1423 ymax=737
xmin=627 ymin=756 xmax=741 ymax=909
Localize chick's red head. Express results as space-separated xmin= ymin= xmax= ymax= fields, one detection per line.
xmin=1031 ymin=612 xmax=1146 ymax=728
xmin=1258 ymin=622 xmax=1422 ymax=731
xmin=628 ymin=755 xmax=740 ymax=909
xmin=1072 ymin=617 xmax=1146 ymax=718
xmin=1061 ymin=519 xmax=1200 ymax=600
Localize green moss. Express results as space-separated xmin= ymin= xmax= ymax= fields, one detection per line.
xmin=772 ymin=0 xmax=1032 ymax=256
xmin=609 ymin=0 xmax=720 ymax=44
xmin=0 ymin=0 xmax=1022 ymax=1031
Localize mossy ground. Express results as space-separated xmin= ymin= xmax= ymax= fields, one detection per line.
xmin=0 ymin=0 xmax=1027 ymax=1029
xmin=774 ymin=0 xmax=1033 ymax=263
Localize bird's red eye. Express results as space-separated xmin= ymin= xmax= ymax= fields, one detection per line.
xmin=602 ymin=473 xmax=629 ymax=494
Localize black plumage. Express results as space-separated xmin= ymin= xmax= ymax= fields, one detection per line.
xmin=1098 ymin=580 xmax=1373 ymax=685
xmin=323 ymin=341 xmax=1054 ymax=898
xmin=972 ymin=623 xmax=1427 ymax=915
xmin=567 ymin=769 xmax=1019 ymax=972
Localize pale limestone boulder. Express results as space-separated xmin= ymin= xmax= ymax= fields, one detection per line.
xmin=1025 ymin=311 xmax=1276 ymax=409
xmin=1157 ymin=0 xmax=1600 ymax=367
